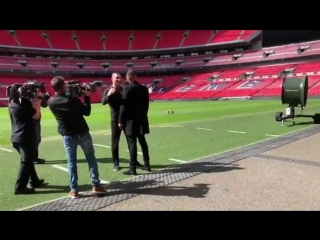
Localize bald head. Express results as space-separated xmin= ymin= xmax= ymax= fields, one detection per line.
xmin=111 ymin=72 xmax=122 ymax=86
xmin=126 ymin=69 xmax=137 ymax=82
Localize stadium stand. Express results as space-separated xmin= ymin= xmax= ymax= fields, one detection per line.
xmin=75 ymin=30 xmax=104 ymax=51
xmin=2 ymin=61 xmax=320 ymax=105
xmin=182 ymin=30 xmax=213 ymax=47
xmin=131 ymin=30 xmax=159 ymax=50
xmin=0 ymin=30 xmax=258 ymax=50
xmin=2 ymin=30 xmax=320 ymax=106
xmin=253 ymin=78 xmax=285 ymax=97
xmin=45 ymin=30 xmax=77 ymax=50
xmin=16 ymin=30 xmax=50 ymax=48
xmin=1 ymin=39 xmax=320 ymax=72
xmin=252 ymin=64 xmax=294 ymax=77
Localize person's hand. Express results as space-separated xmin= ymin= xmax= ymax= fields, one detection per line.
xmin=35 ymin=92 xmax=43 ymax=100
xmin=107 ymin=87 xmax=116 ymax=96
xmin=84 ymin=87 xmax=91 ymax=97
xmin=118 ymin=123 xmax=123 ymax=129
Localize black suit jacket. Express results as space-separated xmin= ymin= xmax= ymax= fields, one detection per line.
xmin=119 ymin=81 xmax=150 ymax=136
xmin=9 ymin=98 xmax=37 ymax=145
xmin=101 ymin=86 xmax=123 ymax=124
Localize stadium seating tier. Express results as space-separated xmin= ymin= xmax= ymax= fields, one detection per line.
xmin=0 ymin=30 xmax=258 ymax=50
xmin=2 ymin=33 xmax=320 ymax=105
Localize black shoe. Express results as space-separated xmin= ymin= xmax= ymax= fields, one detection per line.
xmin=135 ymin=161 xmax=143 ymax=167
xmin=34 ymin=158 xmax=45 ymax=164
xmin=123 ymin=168 xmax=137 ymax=176
xmin=113 ymin=165 xmax=120 ymax=172
xmin=14 ymin=187 xmax=36 ymax=195
xmin=30 ymin=179 xmax=45 ymax=188
xmin=141 ymin=164 xmax=151 ymax=172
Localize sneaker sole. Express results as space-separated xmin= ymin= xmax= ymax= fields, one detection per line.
xmin=92 ymin=191 xmax=106 ymax=195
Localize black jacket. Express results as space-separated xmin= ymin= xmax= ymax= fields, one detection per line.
xmin=119 ymin=81 xmax=150 ymax=136
xmin=41 ymin=99 xmax=48 ymax=108
xmin=48 ymin=93 xmax=91 ymax=136
xmin=102 ymin=86 xmax=123 ymax=123
xmin=9 ymin=98 xmax=37 ymax=144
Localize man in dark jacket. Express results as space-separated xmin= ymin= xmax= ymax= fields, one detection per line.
xmin=118 ymin=70 xmax=151 ymax=176
xmin=9 ymin=85 xmax=44 ymax=194
xmin=102 ymin=73 xmax=142 ymax=171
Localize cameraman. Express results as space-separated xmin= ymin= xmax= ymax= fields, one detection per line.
xmin=32 ymin=92 xmax=48 ymax=164
xmin=48 ymin=76 xmax=106 ymax=199
xmin=8 ymin=85 xmax=44 ymax=195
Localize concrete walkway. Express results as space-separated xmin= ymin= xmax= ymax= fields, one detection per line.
xmin=99 ymin=132 xmax=320 ymax=211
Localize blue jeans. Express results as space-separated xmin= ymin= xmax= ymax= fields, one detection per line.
xmin=62 ymin=131 xmax=100 ymax=192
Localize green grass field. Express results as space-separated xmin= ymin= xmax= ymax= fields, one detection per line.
xmin=1 ymin=99 xmax=320 ymax=211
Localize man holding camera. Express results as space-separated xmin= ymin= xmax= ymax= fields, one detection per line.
xmin=48 ymin=76 xmax=106 ymax=199
xmin=102 ymin=72 xmax=143 ymax=171
xmin=118 ymin=70 xmax=151 ymax=176
xmin=9 ymin=85 xmax=44 ymax=194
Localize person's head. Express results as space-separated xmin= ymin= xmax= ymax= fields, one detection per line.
xmin=126 ymin=69 xmax=137 ymax=83
xmin=7 ymin=84 xmax=20 ymax=103
xmin=111 ymin=72 xmax=122 ymax=87
xmin=51 ymin=76 xmax=66 ymax=93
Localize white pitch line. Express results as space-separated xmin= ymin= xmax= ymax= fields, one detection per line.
xmin=18 ymin=124 xmax=317 ymax=211
xmin=0 ymin=148 xmax=12 ymax=152
xmin=197 ymin=127 xmax=212 ymax=131
xmin=127 ymin=150 xmax=142 ymax=155
xmin=51 ymin=164 xmax=109 ymax=184
xmin=159 ymin=125 xmax=183 ymax=128
xmin=4 ymin=104 xmax=320 ymax=148
xmin=265 ymin=134 xmax=280 ymax=137
xmin=104 ymin=133 xmax=111 ymax=135
xmin=93 ymin=144 xmax=111 ymax=148
xmin=228 ymin=130 xmax=246 ymax=134
xmin=52 ymin=164 xmax=68 ymax=172
xmin=169 ymin=158 xmax=187 ymax=163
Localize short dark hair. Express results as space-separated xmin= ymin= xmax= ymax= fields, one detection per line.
xmin=51 ymin=76 xmax=65 ymax=91
xmin=126 ymin=69 xmax=137 ymax=77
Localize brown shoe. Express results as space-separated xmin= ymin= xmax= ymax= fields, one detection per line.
xmin=69 ymin=191 xmax=79 ymax=199
xmin=92 ymin=186 xmax=106 ymax=195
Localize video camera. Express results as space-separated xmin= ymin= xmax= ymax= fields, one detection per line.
xmin=65 ymin=80 xmax=102 ymax=98
xmin=6 ymin=81 xmax=50 ymax=101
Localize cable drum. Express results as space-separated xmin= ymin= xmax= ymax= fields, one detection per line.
xmin=281 ymin=76 xmax=308 ymax=107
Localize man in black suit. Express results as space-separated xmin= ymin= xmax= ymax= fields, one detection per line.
xmin=118 ymin=70 xmax=151 ymax=176
xmin=8 ymin=85 xmax=44 ymax=194
xmin=102 ymin=73 xmax=142 ymax=171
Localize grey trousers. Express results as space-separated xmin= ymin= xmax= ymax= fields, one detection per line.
xmin=34 ymin=119 xmax=41 ymax=159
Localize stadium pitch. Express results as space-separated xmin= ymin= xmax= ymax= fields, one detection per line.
xmin=1 ymin=99 xmax=320 ymax=211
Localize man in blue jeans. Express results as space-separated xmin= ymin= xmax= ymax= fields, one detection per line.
xmin=48 ymin=76 xmax=106 ymax=199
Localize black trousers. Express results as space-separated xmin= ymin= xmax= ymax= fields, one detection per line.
xmin=111 ymin=122 xmax=122 ymax=165
xmin=126 ymin=134 xmax=150 ymax=168
xmin=13 ymin=142 xmax=39 ymax=190
xmin=34 ymin=120 xmax=41 ymax=159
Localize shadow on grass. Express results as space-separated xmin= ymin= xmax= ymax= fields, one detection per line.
xmin=45 ymin=158 xmax=171 ymax=170
xmin=287 ymin=121 xmax=315 ymax=127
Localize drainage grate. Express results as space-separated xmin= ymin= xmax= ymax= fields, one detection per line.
xmin=23 ymin=126 xmax=320 ymax=211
